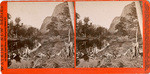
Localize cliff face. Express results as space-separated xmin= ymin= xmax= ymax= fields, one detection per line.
xmin=40 ymin=2 xmax=70 ymax=34
xmin=108 ymin=17 xmax=122 ymax=34
xmin=52 ymin=2 xmax=68 ymax=17
xmin=108 ymin=2 xmax=139 ymax=34
xmin=121 ymin=2 xmax=137 ymax=18
xmin=40 ymin=16 xmax=52 ymax=33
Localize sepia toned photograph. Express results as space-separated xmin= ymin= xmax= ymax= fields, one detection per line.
xmin=7 ymin=2 xmax=74 ymax=68
xmin=76 ymin=1 xmax=143 ymax=68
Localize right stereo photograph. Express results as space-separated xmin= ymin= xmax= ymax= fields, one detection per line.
xmin=76 ymin=1 xmax=143 ymax=68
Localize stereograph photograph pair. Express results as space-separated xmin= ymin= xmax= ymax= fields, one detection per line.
xmin=5 ymin=1 xmax=143 ymax=69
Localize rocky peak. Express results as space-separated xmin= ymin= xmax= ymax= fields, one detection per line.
xmin=40 ymin=2 xmax=69 ymax=34
xmin=108 ymin=17 xmax=122 ymax=33
xmin=121 ymin=2 xmax=136 ymax=17
xmin=40 ymin=16 xmax=52 ymax=33
xmin=108 ymin=2 xmax=138 ymax=34
xmin=52 ymin=2 xmax=68 ymax=17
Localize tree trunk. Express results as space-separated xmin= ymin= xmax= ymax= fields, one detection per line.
xmin=135 ymin=1 xmax=143 ymax=38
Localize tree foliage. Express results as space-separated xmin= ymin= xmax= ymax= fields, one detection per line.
xmin=7 ymin=13 xmax=40 ymax=39
xmin=76 ymin=13 xmax=80 ymax=20
xmin=8 ymin=13 xmax=11 ymax=19
xmin=84 ymin=17 xmax=89 ymax=24
xmin=76 ymin=15 xmax=108 ymax=38
xmin=15 ymin=17 xmax=21 ymax=24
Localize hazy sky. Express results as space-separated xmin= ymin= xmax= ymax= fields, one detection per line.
xmin=76 ymin=1 xmax=133 ymax=29
xmin=8 ymin=2 xmax=62 ymax=29
xmin=8 ymin=2 xmax=134 ymax=29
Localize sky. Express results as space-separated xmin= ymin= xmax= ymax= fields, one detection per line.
xmin=76 ymin=1 xmax=133 ymax=29
xmin=8 ymin=2 xmax=62 ymax=29
xmin=8 ymin=1 xmax=135 ymax=29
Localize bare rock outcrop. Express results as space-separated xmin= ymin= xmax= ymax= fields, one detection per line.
xmin=108 ymin=2 xmax=138 ymax=34
xmin=40 ymin=2 xmax=70 ymax=34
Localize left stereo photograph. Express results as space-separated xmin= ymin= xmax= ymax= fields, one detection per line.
xmin=7 ymin=2 xmax=75 ymax=68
